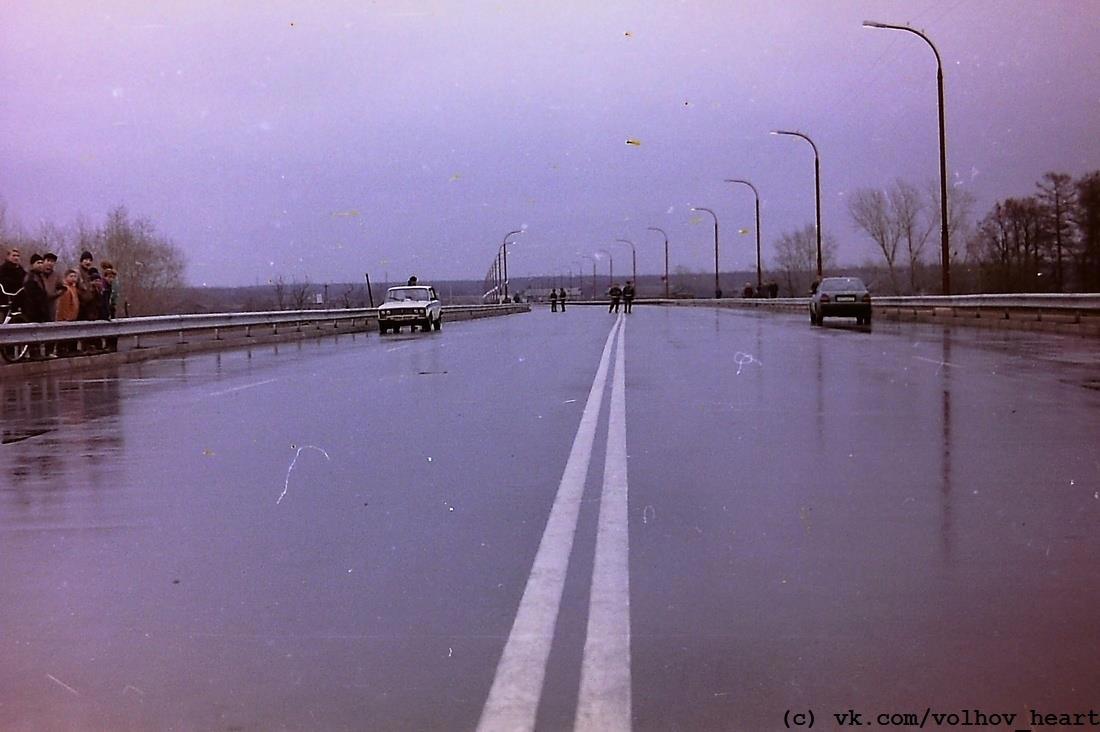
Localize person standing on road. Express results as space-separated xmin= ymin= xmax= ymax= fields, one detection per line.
xmin=558 ymin=287 xmax=566 ymax=312
xmin=608 ymin=282 xmax=622 ymax=313
xmin=550 ymin=288 xmax=558 ymax=312
xmin=622 ymin=280 xmax=635 ymax=313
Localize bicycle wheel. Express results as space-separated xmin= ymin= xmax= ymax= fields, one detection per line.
xmin=0 ymin=313 xmax=31 ymax=363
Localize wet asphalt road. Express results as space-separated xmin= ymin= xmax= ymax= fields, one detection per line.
xmin=2 ymin=306 xmax=1100 ymax=731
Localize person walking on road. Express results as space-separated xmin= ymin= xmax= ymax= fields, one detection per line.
xmin=622 ymin=280 xmax=635 ymax=313
xmin=550 ymin=288 xmax=558 ymax=312
xmin=608 ymin=282 xmax=622 ymax=313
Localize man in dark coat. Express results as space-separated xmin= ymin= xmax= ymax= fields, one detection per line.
xmin=76 ymin=251 xmax=103 ymax=321
xmin=0 ymin=246 xmax=26 ymax=298
xmin=21 ymin=254 xmax=51 ymax=323
xmin=608 ymin=283 xmax=622 ymax=313
xmin=622 ymin=281 xmax=635 ymax=313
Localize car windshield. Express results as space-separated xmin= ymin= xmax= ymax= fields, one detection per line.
xmin=385 ymin=287 xmax=431 ymax=302
xmin=820 ymin=278 xmax=866 ymax=292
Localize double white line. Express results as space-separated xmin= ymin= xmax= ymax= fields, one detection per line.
xmin=478 ymin=315 xmax=632 ymax=732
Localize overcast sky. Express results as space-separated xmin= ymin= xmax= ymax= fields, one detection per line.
xmin=3 ymin=1 xmax=1099 ymax=286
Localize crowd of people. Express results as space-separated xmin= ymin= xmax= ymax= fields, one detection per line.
xmin=1 ymin=246 xmax=121 ymax=325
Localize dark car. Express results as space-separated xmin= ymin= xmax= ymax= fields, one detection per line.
xmin=810 ymin=276 xmax=872 ymax=326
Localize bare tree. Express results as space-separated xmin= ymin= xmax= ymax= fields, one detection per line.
xmin=1075 ymin=171 xmax=1100 ymax=289
xmin=849 ymin=187 xmax=903 ymax=293
xmin=1037 ymin=172 xmax=1076 ymax=291
xmin=272 ymin=276 xmax=287 ymax=310
xmin=101 ymin=207 xmax=186 ymax=315
xmin=968 ymin=196 xmax=1048 ymax=292
xmin=928 ymin=183 xmax=976 ymax=265
xmin=773 ymin=224 xmax=837 ymax=296
xmin=893 ymin=181 xmax=935 ymax=293
xmin=290 ymin=278 xmax=312 ymax=310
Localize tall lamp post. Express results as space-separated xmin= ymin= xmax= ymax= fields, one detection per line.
xmin=724 ymin=179 xmax=762 ymax=290
xmin=771 ymin=129 xmax=822 ymax=279
xmin=571 ymin=260 xmax=583 ymax=292
xmin=646 ymin=226 xmax=670 ymax=299
xmin=614 ymin=238 xmax=636 ymax=284
xmin=580 ymin=255 xmax=596 ymax=299
xmin=595 ymin=248 xmax=613 ymax=291
xmin=863 ymin=20 xmax=951 ymax=295
xmin=500 ymin=229 xmax=524 ymax=303
xmin=690 ymin=206 xmax=721 ymax=298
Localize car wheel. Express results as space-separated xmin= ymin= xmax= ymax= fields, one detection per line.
xmin=392 ymin=325 xmax=400 ymax=333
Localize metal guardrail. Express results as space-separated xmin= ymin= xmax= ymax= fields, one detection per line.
xmin=871 ymin=293 xmax=1100 ymax=310
xmin=645 ymin=293 xmax=1100 ymax=311
xmin=0 ymin=304 xmax=526 ymax=348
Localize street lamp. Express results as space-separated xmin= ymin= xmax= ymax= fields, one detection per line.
xmin=614 ymin=238 xmax=636 ymax=284
xmin=771 ymin=129 xmax=822 ymax=279
xmin=595 ymin=248 xmax=613 ymax=291
xmin=500 ymin=229 xmax=524 ymax=303
xmin=724 ymin=179 xmax=762 ymax=290
xmin=863 ymin=20 xmax=951 ymax=295
xmin=646 ymin=226 xmax=670 ymax=299
xmin=690 ymin=206 xmax=722 ymax=298
xmin=580 ymin=254 xmax=596 ymax=299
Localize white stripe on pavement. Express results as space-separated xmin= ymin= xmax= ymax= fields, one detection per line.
xmin=575 ymin=316 xmax=632 ymax=731
xmin=477 ymin=315 xmax=624 ymax=732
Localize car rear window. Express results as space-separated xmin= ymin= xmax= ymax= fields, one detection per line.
xmin=820 ymin=278 xmax=866 ymax=292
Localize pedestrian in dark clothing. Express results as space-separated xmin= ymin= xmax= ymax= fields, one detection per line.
xmin=407 ymin=275 xmax=418 ymax=286
xmin=99 ymin=261 xmax=117 ymax=320
xmin=21 ymin=254 xmax=51 ymax=323
xmin=558 ymin=288 xmax=566 ymax=311
xmin=0 ymin=246 xmax=26 ymax=300
xmin=608 ymin=283 xmax=622 ymax=313
xmin=622 ymin=281 xmax=635 ymax=313
xmin=550 ymin=288 xmax=558 ymax=312
xmin=769 ymin=281 xmax=779 ymax=298
xmin=742 ymin=282 xmax=754 ymax=298
xmin=76 ymin=251 xmax=102 ymax=321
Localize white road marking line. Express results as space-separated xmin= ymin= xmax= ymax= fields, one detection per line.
xmin=576 ymin=316 xmax=632 ymax=731
xmin=207 ymin=378 xmax=277 ymax=397
xmin=477 ymin=315 xmax=624 ymax=732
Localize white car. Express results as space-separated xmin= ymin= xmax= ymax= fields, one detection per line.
xmin=377 ymin=285 xmax=442 ymax=333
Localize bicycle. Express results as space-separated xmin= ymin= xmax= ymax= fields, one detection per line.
xmin=0 ymin=284 xmax=31 ymax=363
